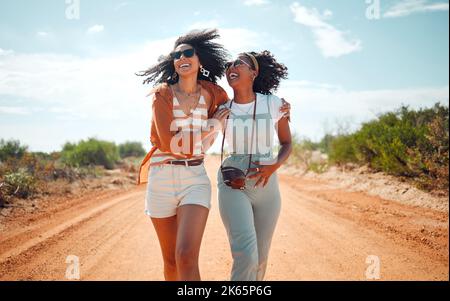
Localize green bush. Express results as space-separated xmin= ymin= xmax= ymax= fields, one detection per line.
xmin=328 ymin=135 xmax=359 ymax=165
xmin=351 ymin=104 xmax=446 ymax=176
xmin=118 ymin=141 xmax=146 ymax=158
xmin=289 ymin=133 xmax=328 ymax=172
xmin=317 ymin=134 xmax=334 ymax=154
xmin=2 ymin=169 xmax=36 ymax=198
xmin=289 ymin=133 xmax=313 ymax=166
xmin=409 ymin=105 xmax=449 ymax=191
xmin=0 ymin=139 xmax=28 ymax=162
xmin=61 ymin=138 xmax=120 ymax=170
xmin=308 ymin=161 xmax=329 ymax=174
xmin=326 ymin=103 xmax=448 ymax=192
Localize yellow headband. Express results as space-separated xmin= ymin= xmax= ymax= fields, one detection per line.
xmin=243 ymin=52 xmax=259 ymax=74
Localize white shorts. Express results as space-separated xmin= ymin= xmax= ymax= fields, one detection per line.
xmin=144 ymin=163 xmax=212 ymax=218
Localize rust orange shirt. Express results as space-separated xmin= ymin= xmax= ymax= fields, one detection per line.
xmin=137 ymin=80 xmax=229 ymax=185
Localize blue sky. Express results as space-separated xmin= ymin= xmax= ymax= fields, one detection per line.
xmin=0 ymin=0 xmax=449 ymax=152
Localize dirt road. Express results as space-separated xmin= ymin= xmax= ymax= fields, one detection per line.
xmin=0 ymin=156 xmax=448 ymax=280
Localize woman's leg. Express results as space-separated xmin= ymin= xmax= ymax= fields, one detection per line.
xmin=251 ymin=173 xmax=282 ymax=281
xmin=218 ymin=185 xmax=259 ymax=281
xmin=175 ymin=204 xmax=209 ymax=280
xmin=151 ymin=216 xmax=178 ymax=281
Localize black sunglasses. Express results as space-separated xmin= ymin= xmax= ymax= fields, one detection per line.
xmin=225 ymin=58 xmax=254 ymax=70
xmin=170 ymin=48 xmax=195 ymax=60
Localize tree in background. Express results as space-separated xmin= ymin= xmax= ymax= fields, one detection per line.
xmin=0 ymin=139 xmax=27 ymax=162
xmin=118 ymin=141 xmax=146 ymax=158
xmin=61 ymin=138 xmax=120 ymax=170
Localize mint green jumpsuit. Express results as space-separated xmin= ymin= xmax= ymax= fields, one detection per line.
xmin=217 ymin=96 xmax=281 ymax=281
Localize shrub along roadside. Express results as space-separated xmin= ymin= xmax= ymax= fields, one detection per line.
xmin=289 ymin=133 xmax=328 ymax=173
xmin=0 ymin=138 xmax=146 ymax=205
xmin=2 ymin=169 xmax=36 ymax=199
xmin=61 ymin=138 xmax=120 ymax=170
xmin=119 ymin=141 xmax=146 ymax=158
xmin=289 ymin=103 xmax=449 ymax=194
xmin=0 ymin=139 xmax=27 ymax=162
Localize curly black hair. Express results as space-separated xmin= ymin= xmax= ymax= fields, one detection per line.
xmin=243 ymin=50 xmax=288 ymax=95
xmin=136 ymin=29 xmax=229 ymax=86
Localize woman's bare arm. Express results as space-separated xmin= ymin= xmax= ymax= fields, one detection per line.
xmin=247 ymin=116 xmax=292 ymax=187
xmin=274 ymin=116 xmax=292 ymax=168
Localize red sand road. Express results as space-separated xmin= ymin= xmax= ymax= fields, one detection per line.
xmin=0 ymin=156 xmax=448 ymax=280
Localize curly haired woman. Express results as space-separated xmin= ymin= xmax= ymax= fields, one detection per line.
xmin=136 ymin=29 xmax=231 ymax=281
xmin=217 ymin=51 xmax=292 ymax=281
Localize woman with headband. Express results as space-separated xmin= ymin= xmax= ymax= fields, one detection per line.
xmin=217 ymin=51 xmax=292 ymax=281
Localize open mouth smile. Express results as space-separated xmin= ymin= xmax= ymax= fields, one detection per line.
xmin=179 ymin=63 xmax=192 ymax=70
xmin=228 ymin=72 xmax=239 ymax=81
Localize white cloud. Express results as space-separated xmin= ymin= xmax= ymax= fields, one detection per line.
xmin=86 ymin=24 xmax=104 ymax=35
xmin=187 ymin=20 xmax=220 ymax=31
xmin=290 ymin=2 xmax=362 ymax=58
xmin=36 ymin=31 xmax=50 ymax=38
xmin=243 ymin=0 xmax=270 ymax=6
xmin=0 ymin=26 xmax=266 ymax=152
xmin=0 ymin=37 xmax=175 ymax=152
xmin=323 ymin=9 xmax=333 ymax=18
xmin=384 ymin=0 xmax=449 ymax=18
xmin=114 ymin=2 xmax=129 ymax=11
xmin=0 ymin=106 xmax=31 ymax=115
xmin=1 ymin=46 xmax=448 ymax=152
xmin=0 ymin=48 xmax=14 ymax=56
xmin=220 ymin=28 xmax=265 ymax=54
xmin=0 ymin=39 xmax=175 ymax=113
xmin=185 ymin=22 xmax=264 ymax=54
xmin=277 ymin=80 xmax=449 ymax=139
xmin=207 ymin=80 xmax=449 ymax=152
xmin=4 ymin=27 xmax=444 ymax=152
xmin=0 ymin=24 xmax=264 ymax=125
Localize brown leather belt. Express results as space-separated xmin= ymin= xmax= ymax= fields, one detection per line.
xmin=165 ymin=158 xmax=204 ymax=167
